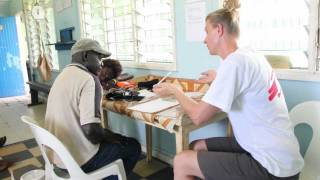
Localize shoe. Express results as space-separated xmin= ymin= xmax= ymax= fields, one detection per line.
xmin=0 ymin=136 xmax=6 ymax=147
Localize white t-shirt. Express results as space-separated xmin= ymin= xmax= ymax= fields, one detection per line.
xmin=45 ymin=64 xmax=101 ymax=168
xmin=202 ymin=48 xmax=304 ymax=177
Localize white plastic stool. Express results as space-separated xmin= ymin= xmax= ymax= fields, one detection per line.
xmin=20 ymin=169 xmax=45 ymax=180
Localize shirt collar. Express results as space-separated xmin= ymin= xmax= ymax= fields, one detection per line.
xmin=67 ymin=63 xmax=88 ymax=72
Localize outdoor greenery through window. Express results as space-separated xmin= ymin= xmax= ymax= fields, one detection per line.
xmin=239 ymin=0 xmax=319 ymax=74
xmin=79 ymin=0 xmax=176 ymax=70
xmin=23 ymin=0 xmax=59 ymax=70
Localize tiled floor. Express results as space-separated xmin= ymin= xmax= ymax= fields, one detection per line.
xmin=0 ymin=138 xmax=173 ymax=180
xmin=0 ymin=95 xmax=46 ymax=145
xmin=0 ymin=95 xmax=173 ymax=180
xmin=0 ymin=139 xmax=44 ymax=180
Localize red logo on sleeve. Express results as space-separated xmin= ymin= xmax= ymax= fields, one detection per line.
xmin=268 ymin=73 xmax=281 ymax=101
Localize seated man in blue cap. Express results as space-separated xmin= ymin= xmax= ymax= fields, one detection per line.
xmin=45 ymin=38 xmax=141 ymax=180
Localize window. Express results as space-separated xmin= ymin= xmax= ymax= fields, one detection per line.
xmin=79 ymin=0 xmax=176 ymax=70
xmin=237 ymin=0 xmax=320 ymax=81
xmin=23 ymin=0 xmax=59 ymax=70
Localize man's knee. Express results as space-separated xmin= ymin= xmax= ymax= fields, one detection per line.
xmin=174 ymin=150 xmax=193 ymax=170
xmin=173 ymin=152 xmax=184 ymax=172
xmin=174 ymin=150 xmax=205 ymax=179
xmin=131 ymin=138 xmax=141 ymax=150
xmin=190 ymin=139 xmax=207 ymax=151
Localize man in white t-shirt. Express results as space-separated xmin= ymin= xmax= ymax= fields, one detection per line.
xmin=45 ymin=38 xmax=141 ymax=180
xmin=153 ymin=1 xmax=304 ymax=180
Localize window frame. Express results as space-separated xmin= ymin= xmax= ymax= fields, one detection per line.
xmin=78 ymin=0 xmax=177 ymax=71
xmin=218 ymin=0 xmax=320 ymax=82
xmin=274 ymin=0 xmax=320 ymax=82
xmin=22 ymin=0 xmax=59 ymax=71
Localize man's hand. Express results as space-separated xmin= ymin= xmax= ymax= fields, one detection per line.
xmin=152 ymin=83 xmax=182 ymax=97
xmin=196 ymin=69 xmax=216 ymax=84
xmin=82 ymin=123 xmax=122 ymax=144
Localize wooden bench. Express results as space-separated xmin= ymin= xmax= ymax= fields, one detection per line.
xmin=27 ymin=81 xmax=51 ymax=106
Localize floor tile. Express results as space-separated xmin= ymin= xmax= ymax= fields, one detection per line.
xmin=147 ymin=167 xmax=174 ymax=180
xmin=127 ymin=172 xmax=141 ymax=180
xmin=133 ymin=158 xmax=168 ymax=178
xmin=28 ymin=147 xmax=41 ymax=157
xmin=3 ymin=150 xmax=33 ymax=162
xmin=36 ymin=156 xmax=45 ymax=166
xmin=0 ymin=144 xmax=27 ymax=156
xmin=23 ymin=139 xmax=38 ymax=149
xmin=9 ymin=157 xmax=43 ymax=171
xmin=0 ymin=169 xmax=10 ymax=179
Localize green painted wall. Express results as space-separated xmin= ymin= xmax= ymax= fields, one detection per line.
xmin=0 ymin=1 xmax=9 ymax=16
xmin=8 ymin=0 xmax=22 ymax=16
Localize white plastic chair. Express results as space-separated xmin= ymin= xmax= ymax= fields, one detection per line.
xmin=289 ymin=101 xmax=320 ymax=180
xmin=21 ymin=115 xmax=127 ymax=180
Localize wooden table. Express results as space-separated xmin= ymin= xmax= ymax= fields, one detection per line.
xmin=102 ymin=99 xmax=227 ymax=161
xmin=101 ymin=75 xmax=228 ymax=162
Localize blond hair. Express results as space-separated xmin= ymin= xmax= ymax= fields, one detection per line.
xmin=206 ymin=0 xmax=241 ymax=37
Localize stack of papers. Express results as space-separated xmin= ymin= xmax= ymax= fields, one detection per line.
xmin=138 ymin=89 xmax=156 ymax=98
xmin=128 ymin=91 xmax=204 ymax=113
xmin=128 ymin=98 xmax=179 ymax=113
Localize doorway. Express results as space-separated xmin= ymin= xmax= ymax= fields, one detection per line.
xmin=0 ymin=14 xmax=29 ymax=98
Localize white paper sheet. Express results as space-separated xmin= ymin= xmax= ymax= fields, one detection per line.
xmin=55 ymin=1 xmax=64 ymax=12
xmin=128 ymin=91 xmax=203 ymax=113
xmin=138 ymin=89 xmax=156 ymax=98
xmin=185 ymin=0 xmax=206 ymax=42
xmin=55 ymin=0 xmax=72 ymax=12
xmin=64 ymin=0 xmax=72 ymax=9
xmin=128 ymin=98 xmax=179 ymax=113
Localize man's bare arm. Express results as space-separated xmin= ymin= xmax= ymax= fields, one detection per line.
xmin=172 ymin=89 xmax=221 ymax=125
xmin=81 ymin=123 xmax=123 ymax=144
xmin=153 ymin=83 xmax=221 ymax=126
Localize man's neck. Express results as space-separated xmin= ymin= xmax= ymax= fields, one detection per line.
xmin=68 ymin=62 xmax=88 ymax=72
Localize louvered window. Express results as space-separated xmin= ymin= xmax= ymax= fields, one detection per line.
xmin=23 ymin=0 xmax=59 ymax=70
xmin=237 ymin=0 xmax=320 ymax=80
xmin=79 ymin=0 xmax=176 ymax=70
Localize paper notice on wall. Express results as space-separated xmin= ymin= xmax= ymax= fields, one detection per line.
xmin=185 ymin=0 xmax=206 ymax=42
xmin=55 ymin=0 xmax=72 ymax=13
xmin=64 ymin=0 xmax=72 ymax=9
xmin=55 ymin=1 xmax=64 ymax=12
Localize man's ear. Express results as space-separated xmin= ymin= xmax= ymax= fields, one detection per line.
xmin=82 ymin=51 xmax=88 ymax=62
xmin=71 ymin=52 xmax=85 ymax=63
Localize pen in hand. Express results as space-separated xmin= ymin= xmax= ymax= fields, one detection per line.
xmin=157 ymin=72 xmax=172 ymax=85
